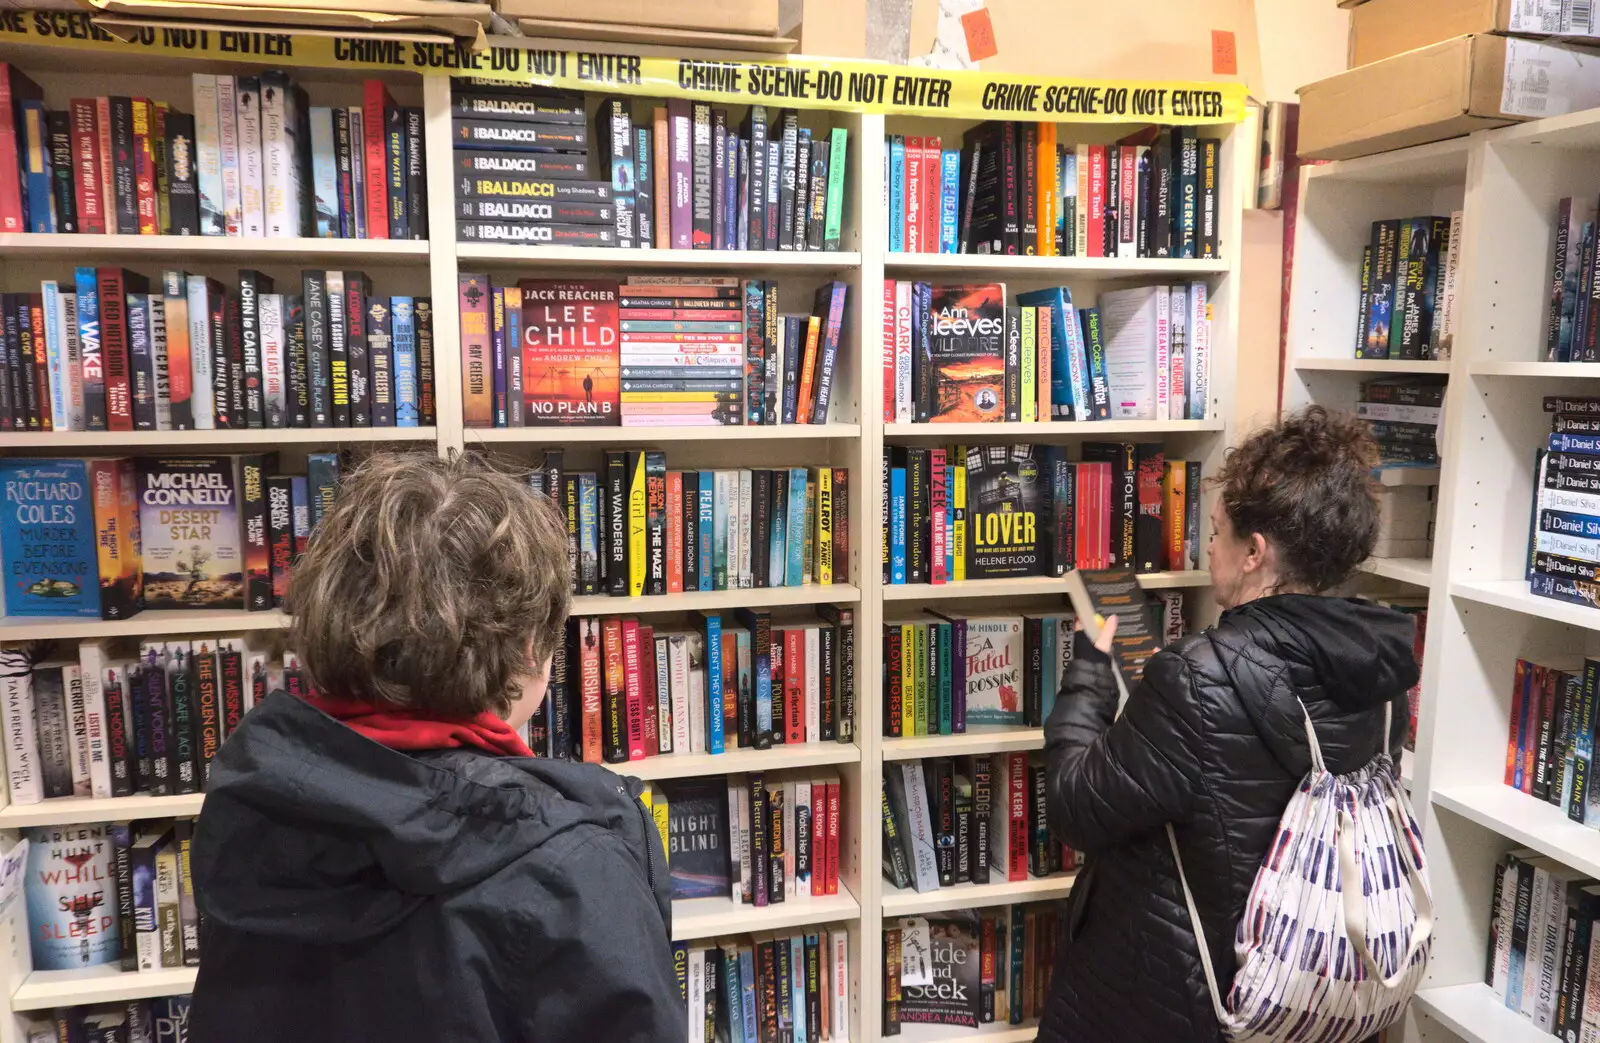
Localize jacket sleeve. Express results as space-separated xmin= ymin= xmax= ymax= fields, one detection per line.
xmin=1044 ymin=632 xmax=1204 ymax=855
xmin=515 ymin=830 xmax=687 ymax=1043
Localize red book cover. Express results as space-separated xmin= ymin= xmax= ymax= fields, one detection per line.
xmin=131 ymin=99 xmax=158 ymax=235
xmin=923 ymin=138 xmax=940 ymax=254
xmin=622 ymin=618 xmax=646 ymax=761
xmin=666 ymin=471 xmax=684 ymax=594
xmin=810 ymin=780 xmax=825 ymax=896
xmin=267 ymin=477 xmax=293 ymax=609
xmin=1086 ymin=145 xmax=1107 ymax=258
xmin=904 ymin=135 xmax=923 ymax=253
xmin=929 ymin=447 xmax=947 ymax=584
xmin=579 ymin=617 xmax=604 ymax=764
xmin=1526 ymin=665 xmax=1549 ymax=795
xmin=69 ymin=100 xmax=106 ymax=235
xmin=0 ymin=65 xmax=40 ymax=234
xmin=1118 ymin=145 xmax=1137 ymax=256
xmin=97 ymin=267 xmax=140 ymax=431
xmin=457 ymin=273 xmax=493 ymax=428
xmin=784 ymin=627 xmax=804 ymax=744
xmin=1005 ymin=752 xmax=1028 ymax=882
xmin=638 ymin=624 xmax=658 ymax=756
xmin=825 ymin=778 xmax=840 ymax=894
xmin=29 ymin=297 xmax=50 ymax=430
xmin=361 ymin=80 xmax=392 ymax=239
xmin=881 ymin=280 xmax=896 ymax=421
xmin=95 ymin=97 xmax=115 ymax=234
xmin=1507 ymin=659 xmax=1527 ymax=787
xmin=601 ymin=617 xmax=626 ymax=763
xmin=518 ymin=280 xmax=620 ymax=427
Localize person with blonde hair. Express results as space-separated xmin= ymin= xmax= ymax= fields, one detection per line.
xmin=190 ymin=452 xmax=683 ymax=1043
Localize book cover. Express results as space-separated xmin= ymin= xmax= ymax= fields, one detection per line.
xmin=926 ymin=283 xmax=1006 ymax=423
xmin=898 ymin=912 xmax=981 ymax=1028
xmin=518 ymin=281 xmax=620 ymax=426
xmin=658 ymin=777 xmax=730 ymax=899
xmin=137 ymin=456 xmax=244 ymax=610
xmin=965 ymin=616 xmax=1023 ymax=726
xmin=458 ymin=273 xmax=492 ymax=427
xmin=25 ymin=822 xmax=119 ymax=970
xmin=0 ymin=458 xmax=113 ymax=618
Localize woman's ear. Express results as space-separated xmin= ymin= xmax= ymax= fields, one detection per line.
xmin=1243 ymin=531 xmax=1269 ymax=574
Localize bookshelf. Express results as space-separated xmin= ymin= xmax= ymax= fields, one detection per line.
xmin=0 ymin=32 xmax=1253 ymax=1043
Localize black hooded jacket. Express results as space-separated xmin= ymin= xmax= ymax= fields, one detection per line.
xmin=1038 ymin=594 xmax=1419 ymax=1043
xmin=189 ymin=692 xmax=685 ymax=1043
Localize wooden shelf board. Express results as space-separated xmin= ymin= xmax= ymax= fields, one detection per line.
xmin=601 ymin=743 xmax=860 ymax=782
xmin=456 ymin=245 xmax=862 ymax=270
xmin=0 ymin=609 xmax=289 ymax=642
xmin=0 ymin=793 xmax=204 ymax=829
xmin=1468 ymin=360 xmax=1600 ymax=377
xmin=12 ymin=965 xmax=198 ymax=1011
xmin=1432 ymin=784 xmax=1600 ymax=879
xmin=1357 ymin=557 xmax=1433 ymax=587
xmin=882 ymin=727 xmax=1044 ymax=761
xmin=1412 ymin=982 xmax=1546 ymax=1043
xmin=884 ymin=253 xmax=1227 ymax=277
xmin=1292 ymin=357 xmax=1451 ymax=374
xmin=1374 ymin=467 xmax=1440 ymax=487
xmin=884 ymin=420 xmax=1223 ymax=439
xmin=0 ymin=428 xmax=438 ymax=449
xmin=671 ymin=885 xmax=860 ymax=942
xmin=881 ymin=873 xmax=1076 ymax=916
xmin=0 ymin=233 xmax=429 ymax=263
xmin=467 ymin=423 xmax=861 ymax=445
xmin=571 ymin=585 xmax=859 ymax=616
xmin=1302 ymin=136 xmax=1471 ymax=186
xmin=882 ymin=572 xmax=1207 ymax=602
xmin=1450 ymin=578 xmax=1600 ymax=632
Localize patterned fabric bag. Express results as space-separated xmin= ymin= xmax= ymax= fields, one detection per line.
xmin=1167 ymin=703 xmax=1433 ymax=1042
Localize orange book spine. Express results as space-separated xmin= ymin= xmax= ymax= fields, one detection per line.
xmin=1037 ymin=123 xmax=1057 ymax=255
xmin=795 ymin=315 xmax=821 ymax=423
xmin=653 ymin=107 xmax=670 ymax=249
xmin=1163 ymin=461 xmax=1186 ymax=572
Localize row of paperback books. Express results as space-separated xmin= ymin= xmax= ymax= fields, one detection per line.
xmin=552 ymin=608 xmax=855 ymax=766
xmin=458 ymin=275 xmax=847 ymax=429
xmin=883 ymin=756 xmax=1078 ymax=897
xmin=883 ymin=281 xmax=1209 ymax=424
xmin=645 ymin=772 xmax=843 ymax=905
xmin=0 ymin=635 xmax=291 ymax=805
xmin=882 ymin=596 xmax=1185 ymax=739
xmin=1528 ymin=396 xmax=1600 ymax=609
xmin=26 ymin=996 xmax=190 ymax=1043
xmin=1502 ymin=655 xmax=1598 ymax=822
xmin=1543 ymin=196 xmax=1600 ymax=363
xmin=0 ymin=64 xmax=423 ymax=239
xmin=24 ymin=819 xmax=199 ymax=974
xmin=1353 ymin=377 xmax=1445 ymax=467
xmin=670 ymin=927 xmax=850 ymax=1043
xmin=1484 ymin=849 xmax=1599 ymax=1036
xmin=523 ymin=449 xmax=848 ymax=598
xmin=8 ymin=268 xmax=435 ymax=433
xmin=0 ymin=452 xmax=341 ymax=620
xmin=883 ymin=443 xmax=1203 ymax=584
xmin=886 ymin=123 xmax=1222 ymax=259
xmin=1353 ymin=213 xmax=1460 ymax=360
xmin=883 ymin=903 xmax=1067 ymax=1032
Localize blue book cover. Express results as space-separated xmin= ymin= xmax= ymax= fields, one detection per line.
xmin=735 ymin=608 xmax=773 ymax=740
xmin=0 ymin=459 xmax=101 ymax=616
xmin=1042 ymin=616 xmax=1059 ymax=720
xmin=308 ymin=107 xmax=338 ymax=238
xmin=770 ymin=476 xmax=788 ymax=587
xmin=290 ymin=476 xmax=311 ymax=552
xmin=785 ymin=468 xmax=806 ymax=587
xmin=41 ymin=281 xmax=69 ymax=425
xmin=1543 ymin=508 xmax=1600 ymax=541
xmin=75 ymin=266 xmax=105 ymax=430
xmin=889 ymin=135 xmax=906 ymax=252
xmin=721 ymin=949 xmax=744 ymax=1043
xmin=1552 ymin=432 xmax=1600 ymax=456
xmin=577 ymin=472 xmax=599 ymax=591
xmin=1532 ymin=571 xmax=1600 ymax=610
xmin=21 ymin=100 xmax=54 ymax=233
xmin=939 ymin=148 xmax=960 ymax=253
xmin=155 ymin=995 xmax=190 ymax=1043
xmin=391 ymin=296 xmax=418 ymax=427
xmin=790 ymin=935 xmax=806 ymax=1043
xmin=738 ymin=947 xmax=758 ymax=1042
xmin=701 ymin=611 xmax=725 ymax=754
xmin=890 ymin=466 xmax=908 ymax=584
xmin=490 ymin=288 xmax=506 ymax=428
xmin=697 ymin=471 xmax=714 ymax=592
xmin=1017 ymin=286 xmax=1088 ymax=421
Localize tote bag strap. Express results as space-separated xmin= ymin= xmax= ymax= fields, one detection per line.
xmin=1166 ymin=822 xmax=1232 ymax=1025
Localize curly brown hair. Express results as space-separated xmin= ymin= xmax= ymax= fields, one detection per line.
xmin=1212 ymin=406 xmax=1382 ymax=593
xmin=286 ymin=452 xmax=571 ymax=718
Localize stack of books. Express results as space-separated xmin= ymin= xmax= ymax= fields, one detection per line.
xmin=885 ymin=123 xmax=1222 ymax=258
xmin=669 ymin=927 xmax=850 ymax=1043
xmin=1353 ymin=214 xmax=1460 ymax=360
xmin=1530 ymin=395 xmax=1600 ymax=609
xmin=26 ymin=996 xmax=191 ymax=1042
xmin=1354 ymin=377 xmax=1444 ymax=467
xmin=882 ymin=281 xmax=1209 ymax=423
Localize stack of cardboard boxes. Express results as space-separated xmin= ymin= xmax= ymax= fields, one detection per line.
xmin=1300 ymin=0 xmax=1600 ymax=160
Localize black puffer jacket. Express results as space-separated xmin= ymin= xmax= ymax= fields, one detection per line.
xmin=1038 ymin=594 xmax=1418 ymax=1043
xmin=190 ymin=692 xmax=684 ymax=1043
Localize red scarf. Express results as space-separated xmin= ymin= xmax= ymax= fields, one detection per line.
xmin=305 ymin=695 xmax=533 ymax=758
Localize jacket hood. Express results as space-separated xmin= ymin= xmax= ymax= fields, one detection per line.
xmin=193 ymin=692 xmax=654 ymax=944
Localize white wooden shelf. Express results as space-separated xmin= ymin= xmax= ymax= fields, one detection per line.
xmin=456 ymin=244 xmax=862 ymax=271
xmin=0 ymin=233 xmax=429 ymax=264
xmin=1432 ymin=785 xmax=1600 ymax=879
xmin=1291 ymin=357 xmax=1451 ymax=374
xmin=12 ymin=966 xmax=197 ymax=1011
xmin=884 ymin=420 xmax=1223 ymax=439
xmin=603 ymin=743 xmax=860 ymax=782
xmin=882 ymin=727 xmax=1044 ymax=761
xmin=1412 ymin=982 xmax=1546 ymax=1043
xmin=0 ymin=427 xmax=437 ymax=449
xmin=672 ymin=884 xmax=860 ymax=942
xmin=0 ymin=608 xmax=289 ymax=642
xmin=0 ymin=793 xmax=204 ymax=829
xmin=1449 ymin=579 xmax=1600 ymax=632
xmin=1300 ymin=135 xmax=1470 ymax=186
xmin=884 ymin=253 xmax=1227 ymax=277
xmin=467 ymin=423 xmax=861 ymax=445
xmin=881 ymin=873 xmax=1075 ymax=916
xmin=882 ymin=572 xmax=1207 ymax=602
xmin=1469 ymin=360 xmax=1600 ymax=377
xmin=1357 ymin=557 xmax=1432 ymax=587
xmin=570 ymin=584 xmax=859 ymax=617
xmin=897 ymin=1021 xmax=1038 ymax=1043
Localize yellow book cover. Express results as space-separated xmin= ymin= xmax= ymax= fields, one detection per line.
xmin=649 ymin=786 xmax=670 ymax=862
xmin=814 ymin=466 xmax=833 ymax=586
xmin=1163 ymin=461 xmax=1187 ymax=573
xmin=628 ymin=451 xmax=647 ymax=597
xmin=1020 ymin=306 xmax=1037 ymax=423
xmin=952 ymin=460 xmax=967 ymax=583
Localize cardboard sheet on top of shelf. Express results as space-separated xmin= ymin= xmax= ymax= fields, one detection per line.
xmin=1350 ymin=0 xmax=1600 ymax=67
xmin=517 ymin=17 xmax=798 ymax=53
xmin=500 ymin=0 xmax=780 ymax=36
xmin=81 ymin=0 xmax=493 ymax=47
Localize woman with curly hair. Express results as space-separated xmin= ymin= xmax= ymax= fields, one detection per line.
xmin=1039 ymin=407 xmax=1420 ymax=1043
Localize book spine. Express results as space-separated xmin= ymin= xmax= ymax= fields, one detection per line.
xmin=692 ymin=102 xmax=713 ymax=249
xmin=236 ymin=79 xmax=264 ymax=236
xmin=98 ymin=268 xmax=134 ymax=432
xmin=362 ymin=81 xmax=389 ymax=239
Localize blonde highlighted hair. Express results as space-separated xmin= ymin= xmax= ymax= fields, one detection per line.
xmin=287 ymin=452 xmax=570 ymax=718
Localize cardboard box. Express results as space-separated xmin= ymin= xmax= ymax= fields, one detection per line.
xmin=1352 ymin=0 xmax=1600 ymax=66
xmin=500 ymin=0 xmax=779 ymax=35
xmin=1299 ymin=33 xmax=1600 ymax=160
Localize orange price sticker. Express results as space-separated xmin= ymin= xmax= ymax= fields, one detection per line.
xmin=961 ymin=8 xmax=999 ymax=63
xmin=1211 ymin=29 xmax=1238 ymax=75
